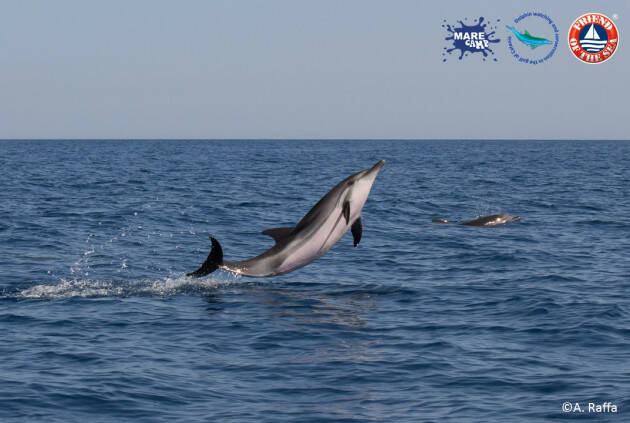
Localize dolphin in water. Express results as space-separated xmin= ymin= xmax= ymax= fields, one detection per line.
xmin=187 ymin=160 xmax=385 ymax=278
xmin=432 ymin=214 xmax=522 ymax=227
xmin=506 ymin=26 xmax=551 ymax=49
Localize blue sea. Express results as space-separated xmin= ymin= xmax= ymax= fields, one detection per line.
xmin=1 ymin=140 xmax=629 ymax=422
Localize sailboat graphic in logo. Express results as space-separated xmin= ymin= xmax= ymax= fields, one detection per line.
xmin=579 ymin=24 xmax=608 ymax=53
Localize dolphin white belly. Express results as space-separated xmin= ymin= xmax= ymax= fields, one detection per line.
xmin=277 ymin=206 xmax=354 ymax=274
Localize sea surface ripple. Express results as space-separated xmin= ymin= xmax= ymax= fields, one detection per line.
xmin=1 ymin=140 xmax=629 ymax=422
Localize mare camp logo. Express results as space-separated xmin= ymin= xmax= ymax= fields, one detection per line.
xmin=442 ymin=17 xmax=501 ymax=62
xmin=568 ymin=13 xmax=619 ymax=64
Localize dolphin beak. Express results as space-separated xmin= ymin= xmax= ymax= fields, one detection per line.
xmin=362 ymin=160 xmax=385 ymax=179
xmin=356 ymin=160 xmax=385 ymax=182
xmin=368 ymin=160 xmax=386 ymax=175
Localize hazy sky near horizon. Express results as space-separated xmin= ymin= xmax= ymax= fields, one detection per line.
xmin=1 ymin=1 xmax=628 ymax=139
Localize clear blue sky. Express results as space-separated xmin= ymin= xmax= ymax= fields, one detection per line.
xmin=1 ymin=0 xmax=628 ymax=139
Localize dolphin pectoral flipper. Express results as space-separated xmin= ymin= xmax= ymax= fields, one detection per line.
xmin=187 ymin=237 xmax=224 ymax=278
xmin=343 ymin=201 xmax=350 ymax=224
xmin=351 ymin=217 xmax=362 ymax=247
xmin=262 ymin=227 xmax=294 ymax=243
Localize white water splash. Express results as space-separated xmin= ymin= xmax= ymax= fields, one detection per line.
xmin=13 ymin=272 xmax=241 ymax=299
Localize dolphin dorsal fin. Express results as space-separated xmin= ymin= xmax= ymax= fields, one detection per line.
xmin=262 ymin=227 xmax=293 ymax=243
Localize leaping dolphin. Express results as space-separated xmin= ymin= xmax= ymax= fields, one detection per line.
xmin=187 ymin=160 xmax=385 ymax=278
xmin=432 ymin=214 xmax=522 ymax=226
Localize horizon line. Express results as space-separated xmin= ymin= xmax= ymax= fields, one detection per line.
xmin=1 ymin=138 xmax=629 ymax=142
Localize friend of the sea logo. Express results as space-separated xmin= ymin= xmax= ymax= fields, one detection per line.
xmin=568 ymin=13 xmax=619 ymax=64
xmin=507 ymin=12 xmax=559 ymax=64
xmin=442 ymin=17 xmax=501 ymax=62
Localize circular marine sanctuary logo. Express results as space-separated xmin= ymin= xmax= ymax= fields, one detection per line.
xmin=506 ymin=12 xmax=559 ymax=64
xmin=568 ymin=13 xmax=619 ymax=64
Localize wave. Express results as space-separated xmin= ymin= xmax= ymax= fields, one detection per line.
xmin=580 ymin=41 xmax=607 ymax=52
xmin=3 ymin=273 xmax=241 ymax=299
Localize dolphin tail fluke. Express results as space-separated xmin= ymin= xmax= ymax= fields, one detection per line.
xmin=187 ymin=237 xmax=224 ymax=278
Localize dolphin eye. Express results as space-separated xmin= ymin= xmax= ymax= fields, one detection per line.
xmin=347 ymin=181 xmax=355 ymax=186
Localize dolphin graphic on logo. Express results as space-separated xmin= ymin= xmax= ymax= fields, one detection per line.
xmin=506 ymin=25 xmax=551 ymax=49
